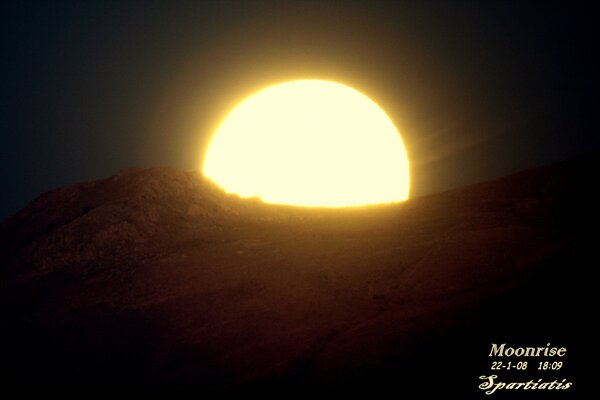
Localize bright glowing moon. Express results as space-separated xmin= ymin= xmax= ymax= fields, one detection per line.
xmin=202 ymin=80 xmax=410 ymax=207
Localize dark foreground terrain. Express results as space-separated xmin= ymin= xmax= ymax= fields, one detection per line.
xmin=1 ymin=154 xmax=593 ymax=396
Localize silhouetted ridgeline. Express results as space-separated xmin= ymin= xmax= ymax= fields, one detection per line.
xmin=1 ymin=153 xmax=595 ymax=395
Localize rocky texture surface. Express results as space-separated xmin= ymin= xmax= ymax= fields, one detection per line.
xmin=0 ymin=154 xmax=593 ymax=395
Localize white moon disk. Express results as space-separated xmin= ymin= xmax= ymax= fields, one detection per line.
xmin=203 ymin=79 xmax=410 ymax=207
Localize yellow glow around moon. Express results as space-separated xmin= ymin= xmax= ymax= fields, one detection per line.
xmin=202 ymin=80 xmax=410 ymax=207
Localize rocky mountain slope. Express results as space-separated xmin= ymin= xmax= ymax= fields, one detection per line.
xmin=0 ymin=154 xmax=593 ymax=395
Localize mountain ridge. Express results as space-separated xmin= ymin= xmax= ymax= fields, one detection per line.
xmin=0 ymin=153 xmax=593 ymax=394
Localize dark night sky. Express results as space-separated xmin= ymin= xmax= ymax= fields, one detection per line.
xmin=1 ymin=1 xmax=595 ymax=218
